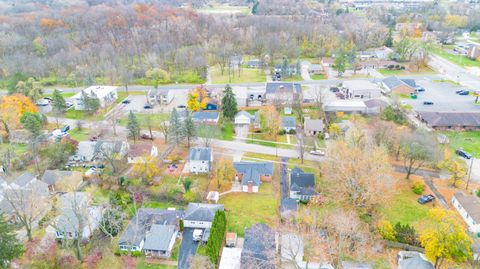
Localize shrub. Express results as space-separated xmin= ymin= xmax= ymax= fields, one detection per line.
xmin=377 ymin=220 xmax=396 ymax=241
xmin=278 ymin=129 xmax=287 ymax=135
xmin=288 ymin=129 xmax=296 ymax=135
xmin=206 ymin=211 xmax=227 ymax=265
xmin=411 ymin=180 xmax=425 ymax=195
xmin=394 ymin=223 xmax=419 ymax=246
xmin=179 ymin=219 xmax=184 ymax=232
xmin=476 ymin=189 xmax=480 ymax=198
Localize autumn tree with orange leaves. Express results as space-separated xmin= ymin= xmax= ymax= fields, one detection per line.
xmin=0 ymin=94 xmax=38 ymax=138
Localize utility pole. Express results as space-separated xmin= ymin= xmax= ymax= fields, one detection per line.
xmin=466 ymin=157 xmax=474 ymax=191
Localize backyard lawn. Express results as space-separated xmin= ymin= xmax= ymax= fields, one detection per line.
xmin=68 ymin=128 xmax=90 ymax=141
xmin=219 ymin=182 xmax=278 ymax=236
xmin=118 ymin=113 xmax=170 ymax=129
xmin=221 ymin=122 xmax=234 ymax=141
xmin=210 ymin=65 xmax=265 ymax=84
xmin=441 ymin=131 xmax=480 ymax=158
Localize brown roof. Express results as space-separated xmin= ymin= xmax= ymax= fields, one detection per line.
xmin=128 ymin=143 xmax=153 ymax=157
xmin=454 ymin=192 xmax=480 ymax=223
xmin=418 ymin=111 xmax=480 ymax=127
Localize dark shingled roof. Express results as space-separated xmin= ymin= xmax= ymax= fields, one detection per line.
xmin=382 ymin=76 xmax=415 ymax=90
xmin=188 ymin=147 xmax=212 ymax=161
xmin=290 ymin=167 xmax=316 ymax=194
xmin=453 ymin=192 xmax=480 ymax=223
xmin=118 ymin=208 xmax=183 ymax=247
xmin=234 ymin=162 xmax=274 ymax=186
xmin=417 ymin=111 xmax=480 ymax=127
xmin=143 ymin=225 xmax=177 ymax=251
xmin=282 ymin=116 xmax=296 ymax=128
xmin=184 ymin=203 xmax=224 ymax=222
xmin=265 ymin=82 xmax=301 ymax=95
xmin=241 ymin=223 xmax=276 ymax=269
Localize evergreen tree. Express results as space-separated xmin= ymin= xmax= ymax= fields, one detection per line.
xmin=385 ymin=28 xmax=394 ymax=48
xmin=126 ymin=111 xmax=140 ymax=142
xmin=81 ymin=91 xmax=100 ymax=114
xmin=221 ymin=85 xmax=237 ymax=120
xmin=205 ymin=210 xmax=226 ymax=265
xmin=52 ymin=89 xmax=67 ymax=114
xmin=184 ymin=111 xmax=197 ymax=148
xmin=20 ymin=112 xmax=44 ymax=138
xmin=281 ymin=57 xmax=289 ymax=77
xmin=169 ymin=108 xmax=185 ymax=145
xmin=0 ymin=213 xmax=24 ymax=269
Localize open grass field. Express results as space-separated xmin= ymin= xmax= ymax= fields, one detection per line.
xmin=118 ymin=113 xmax=170 ymax=129
xmin=378 ymin=69 xmax=406 ymax=76
xmin=310 ymin=74 xmax=327 ymax=80
xmin=219 ymin=182 xmax=278 ymax=236
xmin=431 ymin=47 xmax=480 ymax=68
xmin=210 ymin=65 xmax=265 ymax=84
xmin=441 ymin=131 xmax=480 ymax=158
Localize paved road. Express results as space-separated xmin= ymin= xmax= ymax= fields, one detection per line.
xmin=428 ymin=55 xmax=480 ymax=89
xmin=178 ymin=228 xmax=199 ymax=269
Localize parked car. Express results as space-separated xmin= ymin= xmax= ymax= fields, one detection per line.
xmin=423 ymin=101 xmax=434 ymax=105
xmin=193 ymin=229 xmax=203 ymax=241
xmin=141 ymin=133 xmax=153 ymax=140
xmin=89 ymin=136 xmax=99 ymax=141
xmin=143 ymin=103 xmax=153 ymax=109
xmin=456 ymin=149 xmax=472 ymax=159
xmin=417 ymin=194 xmax=435 ymax=204
xmin=309 ymin=150 xmax=325 ymax=156
xmin=415 ymin=86 xmax=425 ymax=92
xmin=121 ymin=99 xmax=131 ymax=104
xmin=43 ymin=97 xmax=53 ymax=101
xmin=456 ymin=90 xmax=470 ymax=95
xmin=330 ymin=87 xmax=340 ymax=93
xmin=61 ymin=125 xmax=70 ymax=133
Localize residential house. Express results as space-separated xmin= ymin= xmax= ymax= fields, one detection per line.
xmin=468 ymin=46 xmax=480 ymax=60
xmin=282 ymin=116 xmax=296 ymax=132
xmin=452 ymin=192 xmax=480 ymax=234
xmin=358 ymin=46 xmax=393 ymax=60
xmin=127 ymin=143 xmax=158 ymax=164
xmin=358 ymin=60 xmax=402 ymax=70
xmin=308 ymin=64 xmax=323 ymax=75
xmin=9 ymin=172 xmax=37 ymax=189
xmin=73 ymin=140 xmax=129 ymax=164
xmin=280 ymin=233 xmax=331 ymax=269
xmin=147 ymin=89 xmax=174 ymax=105
xmin=241 ymin=223 xmax=277 ymax=269
xmin=274 ymin=64 xmax=298 ymax=76
xmin=381 ymin=76 xmax=416 ymax=95
xmin=304 ymin=118 xmax=324 ymax=136
xmin=118 ymin=208 xmax=182 ymax=252
xmin=72 ymin=141 xmax=97 ymax=163
xmin=342 ymin=80 xmax=382 ymax=99
xmin=53 ymin=192 xmax=102 ymax=240
xmin=397 ymin=251 xmax=434 ymax=269
xmin=234 ymin=111 xmax=254 ymax=125
xmin=247 ymin=88 xmax=267 ymax=107
xmin=265 ymin=82 xmax=301 ymax=105
xmin=71 ymin=86 xmax=118 ymax=110
xmin=321 ymin=57 xmax=334 ymax=67
xmin=324 ymin=100 xmax=367 ymax=114
xmin=232 ymin=87 xmax=248 ymax=107
xmin=247 ymin=59 xmax=263 ymax=69
xmin=183 ymin=203 xmax=224 ymax=229
xmin=143 ymin=225 xmax=178 ymax=258
xmin=416 ymin=111 xmax=480 ymax=131
xmin=230 ymin=55 xmax=244 ymax=67
xmin=41 ymin=170 xmax=84 ymax=193
xmin=192 ymin=111 xmax=220 ymax=124
xmin=364 ymin=99 xmax=388 ymax=115
xmin=188 ymin=147 xmax=213 ymax=174
xmin=290 ymin=167 xmax=317 ymax=202
xmin=234 ymin=162 xmax=273 ymax=193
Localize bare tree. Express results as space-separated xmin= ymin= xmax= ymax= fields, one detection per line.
xmin=312 ymin=86 xmax=328 ymax=125
xmin=98 ymin=206 xmax=125 ymax=242
xmin=95 ymin=142 xmax=121 ymax=174
xmin=197 ymin=125 xmax=219 ymax=147
xmin=296 ymin=131 xmax=310 ymax=164
xmin=400 ymin=131 xmax=440 ymax=179
xmin=159 ymin=119 xmax=169 ymax=144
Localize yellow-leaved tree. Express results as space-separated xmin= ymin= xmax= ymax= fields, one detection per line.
xmin=420 ymin=208 xmax=472 ymax=268
xmin=438 ymin=149 xmax=467 ymax=188
xmin=213 ymin=159 xmax=236 ymax=190
xmin=0 ymin=94 xmax=38 ymax=138
xmin=133 ymin=155 xmax=160 ymax=183
xmin=187 ymin=86 xmax=209 ymax=111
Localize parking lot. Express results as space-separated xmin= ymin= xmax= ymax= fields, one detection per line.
xmin=120 ymin=89 xmax=189 ymax=115
xmin=403 ymin=78 xmax=480 ymax=112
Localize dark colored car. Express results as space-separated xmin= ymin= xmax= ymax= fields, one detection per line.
xmin=143 ymin=104 xmax=153 ymax=109
xmin=61 ymin=125 xmax=70 ymax=133
xmin=458 ymin=90 xmax=470 ymax=95
xmin=423 ymin=101 xmax=434 ymax=105
xmin=415 ymin=86 xmax=425 ymax=92
xmin=330 ymin=87 xmax=340 ymax=93
xmin=141 ymin=133 xmax=153 ymax=140
xmin=177 ymin=105 xmax=186 ymax=109
xmin=122 ymin=99 xmax=131 ymax=104
xmin=89 ymin=136 xmax=98 ymax=141
xmin=418 ymin=194 xmax=435 ymax=204
xmin=43 ymin=97 xmax=53 ymax=101
xmin=456 ymin=149 xmax=472 ymax=159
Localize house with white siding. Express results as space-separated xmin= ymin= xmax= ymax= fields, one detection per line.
xmin=188 ymin=147 xmax=213 ymax=174
xmin=71 ymin=86 xmax=118 ymax=110
xmin=183 ymin=203 xmax=224 ymax=229
xmin=452 ymin=192 xmax=480 ymax=235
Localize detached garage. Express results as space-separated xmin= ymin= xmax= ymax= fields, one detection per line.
xmin=234 ymin=111 xmax=253 ymax=125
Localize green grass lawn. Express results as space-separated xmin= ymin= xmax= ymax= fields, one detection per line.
xmin=380 ymin=189 xmax=433 ymax=230
xmin=221 ymin=122 xmax=234 ymax=140
xmin=68 ymin=128 xmax=90 ymax=141
xmin=431 ymin=47 xmax=480 ymax=68
xmin=441 ymin=131 xmax=480 ymax=158
xmin=62 ymin=109 xmax=105 ymax=121
xmin=432 ymin=79 xmax=461 ymax=86
xmin=210 ymin=65 xmax=265 ymax=84
xmin=310 ymin=74 xmax=327 ymax=80
xmin=219 ymin=183 xmax=278 ymax=236
xmin=281 ymin=75 xmax=303 ymax=82
xmin=242 ymin=152 xmax=280 ymax=162
xmin=378 ymin=69 xmax=406 ymax=76
xmin=118 ymin=113 xmax=170 ymax=129
xmin=0 ymin=142 xmax=28 ymax=155
xmin=143 ymin=200 xmax=185 ymax=210
xmin=43 ymin=92 xmax=76 ymax=98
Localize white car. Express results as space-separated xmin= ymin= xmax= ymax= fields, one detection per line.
xmin=193 ymin=229 xmax=203 ymax=242
xmin=309 ymin=150 xmax=325 ymax=156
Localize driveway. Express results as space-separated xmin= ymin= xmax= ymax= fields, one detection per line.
xmin=178 ymin=228 xmax=199 ymax=269
xmin=234 ymin=124 xmax=249 ymax=141
xmin=280 ymin=157 xmax=289 ymax=200
xmin=301 ymin=62 xmax=312 ymax=81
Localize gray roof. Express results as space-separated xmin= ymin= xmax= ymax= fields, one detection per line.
xmin=241 ymin=223 xmax=276 ymax=269
xmin=280 ymin=198 xmax=298 ymax=212
xmin=282 ymin=116 xmax=296 ymax=128
xmin=234 ymin=162 xmax=274 ymax=186
xmin=192 ymin=112 xmax=219 ymax=121
xmin=56 ymin=192 xmax=91 ymax=233
xmin=118 ymin=208 xmax=183 ymax=247
xmin=188 ymin=147 xmax=212 ymax=161
xmin=265 ymin=82 xmax=301 ymax=95
xmin=42 ymin=170 xmax=75 ymax=186
xmin=290 ymin=167 xmax=316 ymax=195
xmin=148 ymin=88 xmax=170 ymax=97
xmin=418 ymin=111 xmax=480 ymax=127
xmin=363 ymin=99 xmax=388 ymax=109
xmin=184 ymin=203 xmax=224 ymax=222
xmin=143 ymin=224 xmax=177 ymax=251
xmin=382 ymin=76 xmax=415 ymax=90
xmin=13 ymin=172 xmax=36 ymax=187
xmin=235 ymin=110 xmax=253 ymax=119
xmin=453 ymin=192 xmax=480 ymax=223
xmin=304 ymin=119 xmax=324 ymax=132
xmin=399 ymin=256 xmax=434 ymax=269
xmin=76 ymin=141 xmax=97 ymax=161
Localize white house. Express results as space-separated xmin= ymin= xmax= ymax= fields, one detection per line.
xmin=188 ymin=147 xmax=213 ymax=174
xmin=183 ymin=203 xmax=224 ymax=229
xmin=147 ymin=88 xmax=174 ymax=105
xmin=452 ymin=192 xmax=480 ymax=234
xmin=232 ymin=87 xmax=248 ymax=107
xmin=234 ymin=111 xmax=253 ymax=125
xmin=71 ymin=85 xmax=118 ymax=110
xmin=127 ymin=143 xmax=158 ymax=164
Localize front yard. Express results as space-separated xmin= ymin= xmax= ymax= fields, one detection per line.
xmin=219 ymin=182 xmax=278 ymax=236
xmin=210 ymin=65 xmax=266 ymax=84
